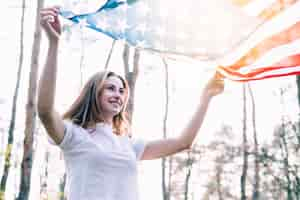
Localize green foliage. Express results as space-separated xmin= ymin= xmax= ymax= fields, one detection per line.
xmin=0 ymin=190 xmax=4 ymax=200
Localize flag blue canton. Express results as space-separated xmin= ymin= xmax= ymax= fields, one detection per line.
xmin=60 ymin=0 xmax=260 ymax=61
xmin=60 ymin=0 xmax=152 ymax=47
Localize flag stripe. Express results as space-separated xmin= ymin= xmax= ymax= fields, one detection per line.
xmin=218 ymin=68 xmax=300 ymax=81
xmin=221 ymin=54 xmax=300 ymax=77
xmin=246 ymin=39 xmax=300 ymax=70
xmin=230 ymin=0 xmax=253 ymax=7
xmin=219 ymin=1 xmax=300 ymax=81
xmin=228 ymin=21 xmax=300 ymax=70
xmin=218 ymin=54 xmax=300 ymax=81
xmin=258 ymin=0 xmax=298 ymax=21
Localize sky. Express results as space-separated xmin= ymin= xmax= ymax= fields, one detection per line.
xmin=0 ymin=0 xmax=299 ymax=199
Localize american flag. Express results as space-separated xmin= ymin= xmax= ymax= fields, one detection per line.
xmin=60 ymin=0 xmax=300 ymax=81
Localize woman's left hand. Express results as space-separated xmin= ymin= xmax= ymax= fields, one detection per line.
xmin=203 ymin=72 xmax=225 ymax=97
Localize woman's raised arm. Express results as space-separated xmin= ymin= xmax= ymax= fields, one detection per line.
xmin=140 ymin=73 xmax=224 ymax=160
xmin=37 ymin=7 xmax=65 ymax=145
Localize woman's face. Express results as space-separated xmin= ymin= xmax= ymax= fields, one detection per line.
xmin=99 ymin=75 xmax=126 ymax=120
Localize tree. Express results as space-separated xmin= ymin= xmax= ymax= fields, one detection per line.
xmin=183 ymin=151 xmax=194 ymax=200
xmin=202 ymin=125 xmax=239 ymax=200
xmin=295 ymin=76 xmax=300 ymax=151
xmin=259 ymin=85 xmax=300 ymax=199
xmin=0 ymin=0 xmax=26 ymax=198
xmin=123 ymin=44 xmax=140 ymax=124
xmin=247 ymin=84 xmax=260 ymax=200
xmin=40 ymin=150 xmax=50 ymax=200
xmin=161 ymin=58 xmax=172 ymax=200
xmin=104 ymin=40 xmax=116 ymax=70
xmin=16 ymin=0 xmax=44 ymax=199
xmin=240 ymin=84 xmax=248 ymax=200
xmin=279 ymin=88 xmax=293 ymax=200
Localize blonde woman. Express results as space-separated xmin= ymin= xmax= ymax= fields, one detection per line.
xmin=38 ymin=6 xmax=224 ymax=200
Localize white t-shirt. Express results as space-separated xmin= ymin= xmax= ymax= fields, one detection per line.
xmin=55 ymin=121 xmax=146 ymax=200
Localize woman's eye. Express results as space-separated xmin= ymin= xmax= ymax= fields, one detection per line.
xmin=119 ymin=89 xmax=125 ymax=94
xmin=107 ymin=86 xmax=115 ymax=91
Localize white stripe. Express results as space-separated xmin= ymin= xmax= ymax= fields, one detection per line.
xmin=241 ymin=39 xmax=300 ymax=72
xmin=219 ymin=1 xmax=300 ymax=66
xmin=249 ymin=65 xmax=300 ymax=77
xmin=217 ymin=65 xmax=300 ymax=81
xmin=243 ymin=0 xmax=277 ymax=16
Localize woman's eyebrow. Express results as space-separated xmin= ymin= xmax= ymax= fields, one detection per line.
xmin=104 ymin=82 xmax=124 ymax=89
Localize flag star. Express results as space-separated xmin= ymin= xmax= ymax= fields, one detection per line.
xmin=195 ymin=47 xmax=207 ymax=55
xmin=159 ymin=10 xmax=168 ymax=18
xmin=119 ymin=3 xmax=130 ymax=12
xmin=136 ymin=39 xmax=147 ymax=47
xmin=135 ymin=23 xmax=147 ymax=35
xmin=154 ymin=41 xmax=165 ymax=51
xmin=177 ymin=9 xmax=189 ymax=22
xmin=155 ymin=27 xmax=166 ymax=38
xmin=119 ymin=38 xmax=127 ymax=45
xmin=117 ymin=19 xmax=129 ymax=32
xmin=96 ymin=18 xmax=109 ymax=30
xmin=78 ymin=18 xmax=89 ymax=27
xmin=177 ymin=32 xmax=189 ymax=40
xmin=137 ymin=2 xmax=150 ymax=16
xmin=176 ymin=45 xmax=186 ymax=53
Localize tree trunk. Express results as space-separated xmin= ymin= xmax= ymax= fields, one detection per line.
xmin=279 ymin=88 xmax=293 ymax=200
xmin=168 ymin=157 xmax=173 ymax=199
xmin=184 ymin=152 xmax=193 ymax=200
xmin=79 ymin=29 xmax=85 ymax=87
xmin=295 ymin=76 xmax=300 ymax=149
xmin=40 ymin=150 xmax=49 ymax=199
xmin=247 ymin=84 xmax=260 ymax=200
xmin=281 ymin=128 xmax=293 ymax=200
xmin=296 ymin=75 xmax=300 ymax=108
xmin=162 ymin=58 xmax=170 ymax=200
xmin=240 ymin=84 xmax=248 ymax=200
xmin=216 ymin=160 xmax=224 ymax=200
xmin=16 ymin=0 xmax=44 ymax=199
xmin=123 ymin=44 xmax=140 ymax=124
xmin=293 ymin=168 xmax=300 ymax=199
xmin=0 ymin=0 xmax=26 ymax=198
xmin=59 ymin=174 xmax=66 ymax=200
xmin=104 ymin=40 xmax=116 ymax=70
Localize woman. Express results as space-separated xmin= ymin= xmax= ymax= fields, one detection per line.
xmin=38 ymin=6 xmax=224 ymax=200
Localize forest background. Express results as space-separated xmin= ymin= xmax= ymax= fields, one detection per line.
xmin=0 ymin=0 xmax=299 ymax=199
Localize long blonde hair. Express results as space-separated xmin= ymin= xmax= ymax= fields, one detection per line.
xmin=63 ymin=71 xmax=130 ymax=135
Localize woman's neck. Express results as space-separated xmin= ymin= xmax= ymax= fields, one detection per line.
xmin=101 ymin=114 xmax=113 ymax=125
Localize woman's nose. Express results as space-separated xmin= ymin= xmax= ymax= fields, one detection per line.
xmin=113 ymin=91 xmax=122 ymax=98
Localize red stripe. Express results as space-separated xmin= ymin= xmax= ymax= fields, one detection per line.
xmin=228 ymin=21 xmax=300 ymax=70
xmin=219 ymin=64 xmax=300 ymax=78
xmin=218 ymin=53 xmax=300 ymax=80
xmin=230 ymin=71 xmax=300 ymax=82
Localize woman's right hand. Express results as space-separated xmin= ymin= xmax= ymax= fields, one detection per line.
xmin=40 ymin=7 xmax=61 ymax=42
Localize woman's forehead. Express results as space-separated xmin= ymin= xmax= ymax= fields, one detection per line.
xmin=104 ymin=76 xmax=124 ymax=87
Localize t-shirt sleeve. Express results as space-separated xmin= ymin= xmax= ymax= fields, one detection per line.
xmin=58 ymin=121 xmax=76 ymax=151
xmin=47 ymin=121 xmax=82 ymax=152
xmin=130 ymin=138 xmax=146 ymax=160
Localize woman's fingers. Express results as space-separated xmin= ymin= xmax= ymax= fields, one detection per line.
xmin=41 ymin=7 xmax=59 ymax=14
xmin=40 ymin=7 xmax=60 ymax=24
xmin=40 ymin=10 xmax=58 ymax=18
xmin=40 ymin=11 xmax=56 ymax=26
xmin=203 ymin=71 xmax=225 ymax=96
xmin=40 ymin=15 xmax=54 ymax=24
xmin=214 ymin=71 xmax=225 ymax=81
xmin=40 ymin=7 xmax=61 ymax=40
